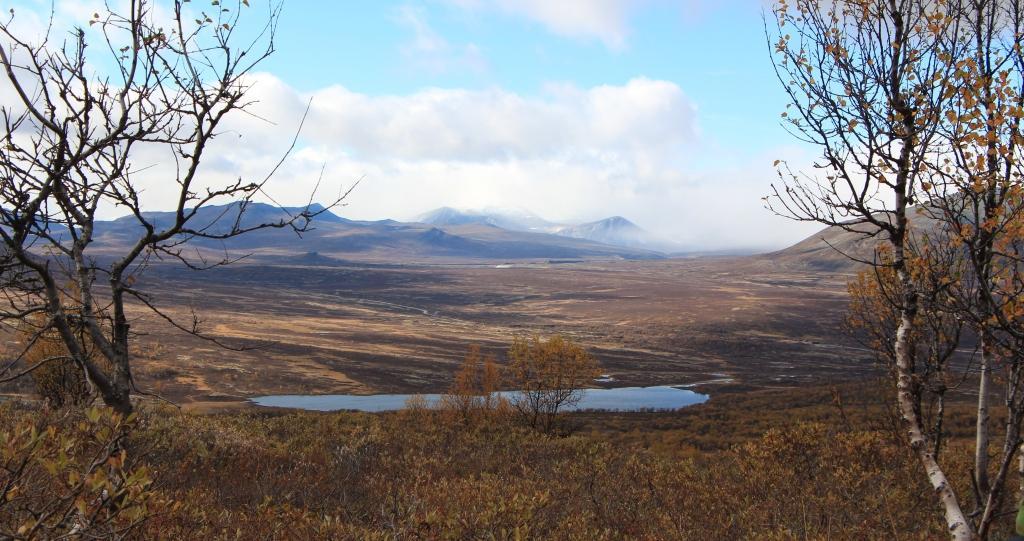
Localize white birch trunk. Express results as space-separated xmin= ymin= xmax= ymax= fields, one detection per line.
xmin=1018 ymin=442 xmax=1024 ymax=500
xmin=976 ymin=332 xmax=991 ymax=496
xmin=893 ymin=266 xmax=975 ymax=540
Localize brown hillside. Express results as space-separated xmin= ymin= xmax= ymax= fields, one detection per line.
xmin=766 ymin=209 xmax=945 ymax=271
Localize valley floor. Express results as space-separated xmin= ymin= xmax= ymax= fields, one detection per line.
xmin=31 ymin=256 xmax=873 ymax=410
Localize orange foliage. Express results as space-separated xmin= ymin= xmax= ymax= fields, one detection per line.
xmin=439 ymin=345 xmax=508 ymax=426
xmin=507 ymin=335 xmax=600 ymax=434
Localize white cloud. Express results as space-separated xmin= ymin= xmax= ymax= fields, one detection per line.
xmin=439 ymin=1 xmax=764 ymax=49
xmin=398 ymin=4 xmax=450 ymax=55
xmin=134 ymin=73 xmax=817 ymax=251
xmin=290 ymin=76 xmax=697 ymax=162
xmin=493 ymin=0 xmax=635 ymax=49
xmin=396 ymin=4 xmax=489 ymax=74
xmin=443 ymin=0 xmax=639 ymax=49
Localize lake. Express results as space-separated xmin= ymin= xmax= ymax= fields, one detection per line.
xmin=251 ymin=385 xmax=709 ymax=412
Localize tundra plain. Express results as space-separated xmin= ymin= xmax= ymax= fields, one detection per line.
xmin=82 ymin=255 xmax=873 ymax=410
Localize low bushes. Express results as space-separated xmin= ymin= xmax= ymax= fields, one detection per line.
xmin=0 ymin=390 xmax=1006 ymax=539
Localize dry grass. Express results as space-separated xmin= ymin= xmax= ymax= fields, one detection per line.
xmin=9 ymin=257 xmax=870 ymax=409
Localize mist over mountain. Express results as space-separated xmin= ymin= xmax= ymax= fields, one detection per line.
xmin=86 ymin=202 xmax=965 ymax=269
xmin=414 ymin=207 xmax=556 ymax=233
xmin=415 ymin=207 xmax=685 ymax=253
xmin=553 ymin=216 xmax=684 ymax=253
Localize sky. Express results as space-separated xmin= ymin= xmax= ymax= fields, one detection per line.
xmin=5 ymin=0 xmax=822 ymax=251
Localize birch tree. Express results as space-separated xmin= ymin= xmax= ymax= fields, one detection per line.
xmin=766 ymin=0 xmax=974 ymax=537
xmin=508 ymin=335 xmax=599 ymax=434
xmin=0 ymin=0 xmax=343 ymax=414
xmin=772 ymin=1 xmax=1024 ymax=538
xmin=923 ymin=1 xmax=1024 ymax=536
xmin=845 ymin=244 xmax=965 ymax=460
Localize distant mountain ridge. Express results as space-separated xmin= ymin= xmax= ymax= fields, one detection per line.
xmin=415 ymin=207 xmax=683 ymax=253
xmin=110 ymin=202 xmax=349 ymax=232
xmin=83 ymin=202 xmax=665 ymax=263
xmin=415 ymin=206 xmax=556 ymax=233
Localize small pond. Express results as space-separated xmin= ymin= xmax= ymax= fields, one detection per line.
xmin=251 ymin=385 xmax=709 ymax=413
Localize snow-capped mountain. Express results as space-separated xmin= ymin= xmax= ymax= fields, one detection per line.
xmin=414 ymin=207 xmax=556 ymax=233
xmin=415 ymin=207 xmax=682 ymax=253
xmin=554 ymin=216 xmax=681 ymax=253
xmin=555 ymin=216 xmax=646 ymax=246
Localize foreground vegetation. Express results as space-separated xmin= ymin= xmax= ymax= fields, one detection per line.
xmin=1 ymin=384 xmax=1012 ymax=540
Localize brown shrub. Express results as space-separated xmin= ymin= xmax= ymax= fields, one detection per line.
xmin=0 ymin=404 xmax=161 ymax=539
xmin=25 ymin=336 xmax=90 ymax=409
xmin=109 ymin=404 xmax=999 ymax=539
xmin=17 ymin=306 xmax=112 ymax=409
xmin=1 ymin=380 xmax=1007 ymax=539
xmin=438 ymin=344 xmax=510 ymax=427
